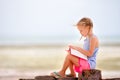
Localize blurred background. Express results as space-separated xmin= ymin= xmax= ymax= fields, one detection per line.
xmin=0 ymin=0 xmax=120 ymax=80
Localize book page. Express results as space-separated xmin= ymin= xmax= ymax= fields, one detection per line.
xmin=71 ymin=48 xmax=87 ymax=60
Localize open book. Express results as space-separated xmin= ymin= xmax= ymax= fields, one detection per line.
xmin=71 ymin=48 xmax=87 ymax=60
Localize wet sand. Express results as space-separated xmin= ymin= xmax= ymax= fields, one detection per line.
xmin=0 ymin=45 xmax=120 ymax=80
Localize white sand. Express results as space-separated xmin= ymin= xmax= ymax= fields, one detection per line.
xmin=0 ymin=45 xmax=120 ymax=80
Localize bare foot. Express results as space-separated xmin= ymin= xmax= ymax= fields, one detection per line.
xmin=58 ymin=71 xmax=65 ymax=77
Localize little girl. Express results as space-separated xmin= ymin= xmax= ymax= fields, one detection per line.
xmin=51 ymin=17 xmax=99 ymax=78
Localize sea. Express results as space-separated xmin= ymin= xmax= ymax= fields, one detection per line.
xmin=0 ymin=35 xmax=120 ymax=46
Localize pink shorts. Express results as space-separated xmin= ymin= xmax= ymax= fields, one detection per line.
xmin=74 ymin=58 xmax=90 ymax=73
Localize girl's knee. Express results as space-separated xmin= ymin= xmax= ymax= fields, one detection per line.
xmin=66 ymin=53 xmax=72 ymax=59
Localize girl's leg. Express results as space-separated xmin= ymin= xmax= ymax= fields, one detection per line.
xmin=58 ymin=53 xmax=79 ymax=77
xmin=69 ymin=60 xmax=76 ymax=77
xmin=58 ymin=53 xmax=71 ymax=76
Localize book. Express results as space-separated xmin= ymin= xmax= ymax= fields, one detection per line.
xmin=70 ymin=48 xmax=87 ymax=60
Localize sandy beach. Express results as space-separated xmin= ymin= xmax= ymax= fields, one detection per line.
xmin=0 ymin=44 xmax=120 ymax=80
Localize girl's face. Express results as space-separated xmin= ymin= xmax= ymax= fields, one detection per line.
xmin=77 ymin=25 xmax=90 ymax=37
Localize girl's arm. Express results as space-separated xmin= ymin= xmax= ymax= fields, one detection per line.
xmin=69 ymin=37 xmax=97 ymax=57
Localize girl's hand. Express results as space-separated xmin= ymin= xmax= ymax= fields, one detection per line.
xmin=68 ymin=45 xmax=74 ymax=49
xmin=65 ymin=47 xmax=71 ymax=53
xmin=68 ymin=45 xmax=79 ymax=51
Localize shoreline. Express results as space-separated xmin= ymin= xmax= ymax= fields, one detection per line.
xmin=0 ymin=41 xmax=120 ymax=47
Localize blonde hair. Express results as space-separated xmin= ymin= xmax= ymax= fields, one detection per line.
xmin=76 ymin=17 xmax=93 ymax=28
xmin=76 ymin=17 xmax=93 ymax=40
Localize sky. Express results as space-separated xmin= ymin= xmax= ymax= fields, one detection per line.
xmin=0 ymin=0 xmax=120 ymax=44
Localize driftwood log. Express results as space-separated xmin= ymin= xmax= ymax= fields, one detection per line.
xmin=35 ymin=76 xmax=55 ymax=80
xmin=78 ymin=69 xmax=102 ymax=80
xmin=102 ymin=78 xmax=120 ymax=80
xmin=56 ymin=77 xmax=77 ymax=80
xmin=19 ymin=69 xmax=120 ymax=80
xmin=19 ymin=79 xmax=35 ymax=80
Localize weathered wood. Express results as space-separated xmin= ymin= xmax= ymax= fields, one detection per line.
xmin=19 ymin=79 xmax=34 ymax=80
xmin=35 ymin=75 xmax=78 ymax=80
xmin=35 ymin=75 xmax=56 ymax=80
xmin=78 ymin=69 xmax=102 ymax=80
xmin=56 ymin=77 xmax=78 ymax=80
xmin=102 ymin=78 xmax=120 ymax=80
xmin=19 ymin=69 xmax=120 ymax=80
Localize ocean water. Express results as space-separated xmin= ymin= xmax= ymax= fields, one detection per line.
xmin=0 ymin=35 xmax=120 ymax=45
